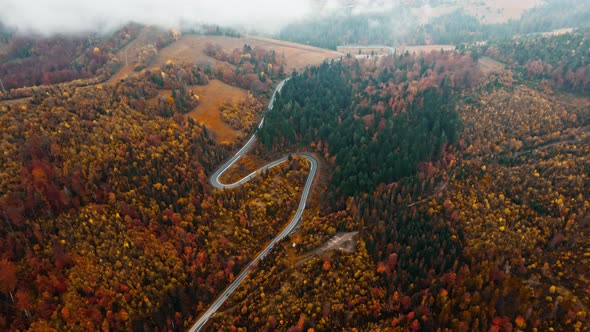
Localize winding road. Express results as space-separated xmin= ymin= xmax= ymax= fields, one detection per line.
xmin=189 ymin=78 xmax=318 ymax=332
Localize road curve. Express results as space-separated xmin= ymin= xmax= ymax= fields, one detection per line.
xmin=189 ymin=78 xmax=318 ymax=332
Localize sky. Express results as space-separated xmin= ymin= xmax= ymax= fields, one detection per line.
xmin=0 ymin=0 xmax=327 ymax=35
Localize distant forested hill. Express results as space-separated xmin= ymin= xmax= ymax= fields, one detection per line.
xmin=278 ymin=9 xmax=414 ymax=50
xmin=277 ymin=0 xmax=590 ymax=48
xmin=468 ymin=31 xmax=590 ymax=94
xmin=418 ymin=0 xmax=590 ymax=44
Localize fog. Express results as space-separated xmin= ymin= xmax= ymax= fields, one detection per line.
xmin=0 ymin=0 xmax=331 ymax=35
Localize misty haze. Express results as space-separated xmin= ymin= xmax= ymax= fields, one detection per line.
xmin=0 ymin=0 xmax=318 ymax=34
xmin=0 ymin=1 xmax=589 ymax=331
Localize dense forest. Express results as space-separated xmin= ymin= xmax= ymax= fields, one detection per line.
xmin=259 ymin=52 xmax=477 ymax=197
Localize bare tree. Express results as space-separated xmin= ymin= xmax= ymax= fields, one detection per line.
xmin=0 ymin=77 xmax=5 ymax=93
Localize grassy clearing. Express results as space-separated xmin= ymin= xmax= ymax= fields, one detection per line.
xmin=187 ymin=79 xmax=248 ymax=144
xmin=155 ymin=34 xmax=342 ymax=72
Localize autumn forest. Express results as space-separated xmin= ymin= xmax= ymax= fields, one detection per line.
xmin=1 ymin=3 xmax=590 ymax=332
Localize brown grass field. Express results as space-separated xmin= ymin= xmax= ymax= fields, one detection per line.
xmin=111 ymin=28 xmax=339 ymax=81
xmin=187 ymin=79 xmax=249 ymax=144
xmin=147 ymin=80 xmax=247 ymax=144
xmin=154 ymin=34 xmax=342 ymax=72
xmin=244 ymin=35 xmax=343 ymax=70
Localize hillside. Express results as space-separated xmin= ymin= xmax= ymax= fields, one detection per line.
xmin=0 ymin=59 xmax=314 ymax=331
xmin=1 ymin=16 xmax=589 ymax=332
xmin=111 ymin=33 xmax=342 ymax=81
xmin=0 ymin=26 xmax=342 ymax=144
xmin=208 ymin=33 xmax=590 ymax=331
xmin=0 ymin=23 xmax=347 ymax=331
xmin=278 ymin=0 xmax=589 ymax=49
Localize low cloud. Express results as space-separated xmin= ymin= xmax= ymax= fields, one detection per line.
xmin=317 ymin=0 xmax=400 ymax=15
xmin=0 ymin=0 xmax=318 ymax=35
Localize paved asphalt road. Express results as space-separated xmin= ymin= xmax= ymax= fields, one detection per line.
xmin=189 ymin=78 xmax=318 ymax=332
